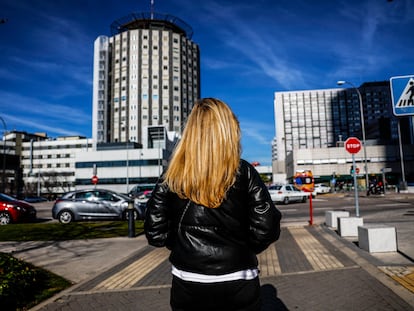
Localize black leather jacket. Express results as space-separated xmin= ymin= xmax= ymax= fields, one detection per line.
xmin=145 ymin=159 xmax=282 ymax=275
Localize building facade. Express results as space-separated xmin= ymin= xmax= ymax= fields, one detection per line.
xmin=20 ymin=136 xmax=92 ymax=197
xmin=273 ymin=81 xmax=414 ymax=186
xmin=92 ymin=12 xmax=200 ymax=147
xmin=17 ymin=126 xmax=178 ymax=197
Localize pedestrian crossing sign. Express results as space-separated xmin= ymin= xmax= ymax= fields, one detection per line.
xmin=390 ymin=75 xmax=414 ymax=116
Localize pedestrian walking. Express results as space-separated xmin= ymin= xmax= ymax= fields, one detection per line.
xmin=145 ymin=98 xmax=282 ymax=311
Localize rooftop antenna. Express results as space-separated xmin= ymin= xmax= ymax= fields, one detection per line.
xmin=150 ymin=0 xmax=154 ymax=19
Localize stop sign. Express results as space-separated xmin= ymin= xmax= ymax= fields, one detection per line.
xmin=345 ymin=137 xmax=361 ymax=154
xmin=91 ymin=175 xmax=99 ymax=185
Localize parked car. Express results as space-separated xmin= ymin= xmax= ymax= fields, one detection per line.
xmin=0 ymin=193 xmax=37 ymax=225
xmin=128 ymin=183 xmax=155 ymax=199
xmin=133 ymin=190 xmax=152 ymax=218
xmin=52 ymin=189 xmax=142 ymax=224
xmin=314 ymin=183 xmax=331 ymax=194
xmin=268 ymin=184 xmax=309 ymax=204
xmin=24 ymin=196 xmax=49 ymax=203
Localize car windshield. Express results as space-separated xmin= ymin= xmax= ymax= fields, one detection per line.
xmin=116 ymin=192 xmax=131 ymax=200
xmin=269 ymin=185 xmax=282 ymax=190
xmin=0 ymin=193 xmax=17 ymax=202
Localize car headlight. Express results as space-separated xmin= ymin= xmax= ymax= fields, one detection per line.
xmin=6 ymin=204 xmax=23 ymax=211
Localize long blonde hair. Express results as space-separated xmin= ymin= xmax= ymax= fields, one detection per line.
xmin=163 ymin=98 xmax=241 ymax=208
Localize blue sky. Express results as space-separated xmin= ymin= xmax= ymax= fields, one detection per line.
xmin=1 ymin=0 xmax=413 ymax=166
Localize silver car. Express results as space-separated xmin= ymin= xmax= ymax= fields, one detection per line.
xmin=268 ymin=184 xmax=309 ymax=204
xmin=52 ymin=189 xmax=142 ymax=224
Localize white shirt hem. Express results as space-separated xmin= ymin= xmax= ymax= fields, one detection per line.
xmin=171 ymin=265 xmax=259 ymax=283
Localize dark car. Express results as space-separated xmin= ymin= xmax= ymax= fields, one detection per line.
xmin=133 ymin=190 xmax=152 ymax=218
xmin=52 ymin=189 xmax=142 ymax=224
xmin=0 ymin=193 xmax=37 ymax=225
xmin=128 ymin=183 xmax=155 ymax=199
xmin=24 ymin=196 xmax=49 ymax=203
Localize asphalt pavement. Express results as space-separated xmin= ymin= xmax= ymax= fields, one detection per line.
xmin=2 ymin=192 xmax=414 ymax=311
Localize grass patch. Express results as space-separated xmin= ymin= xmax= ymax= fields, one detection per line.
xmin=0 ymin=220 xmax=145 ymax=241
xmin=0 ymin=252 xmax=72 ymax=311
xmin=0 ymin=220 xmax=145 ymax=310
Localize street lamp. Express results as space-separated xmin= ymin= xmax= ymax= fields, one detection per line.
xmin=337 ymin=80 xmax=369 ymax=191
xmin=126 ymin=141 xmax=129 ymax=193
xmin=0 ymin=116 xmax=6 ymax=193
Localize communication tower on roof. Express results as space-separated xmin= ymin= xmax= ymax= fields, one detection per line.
xmin=151 ymin=0 xmax=155 ymax=19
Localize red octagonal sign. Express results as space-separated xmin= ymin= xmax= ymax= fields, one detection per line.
xmin=91 ymin=175 xmax=99 ymax=185
xmin=345 ymin=137 xmax=361 ymax=154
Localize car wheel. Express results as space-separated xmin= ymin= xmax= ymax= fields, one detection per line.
xmin=302 ymin=196 xmax=307 ymax=203
xmin=58 ymin=210 xmax=74 ymax=224
xmin=283 ymin=197 xmax=289 ymax=205
xmin=0 ymin=212 xmax=11 ymax=225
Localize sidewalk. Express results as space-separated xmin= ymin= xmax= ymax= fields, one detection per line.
xmin=2 ymin=193 xmax=413 ymax=311
xmin=27 ymin=225 xmax=414 ymax=311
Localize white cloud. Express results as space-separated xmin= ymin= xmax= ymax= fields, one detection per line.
xmin=0 ymin=91 xmax=90 ymax=126
xmin=3 ymin=113 xmax=82 ymax=136
xmin=240 ymin=119 xmax=274 ymax=146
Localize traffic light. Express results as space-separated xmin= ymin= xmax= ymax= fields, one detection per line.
xmin=350 ymin=166 xmax=354 ymax=174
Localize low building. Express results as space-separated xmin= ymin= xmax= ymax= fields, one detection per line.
xmin=18 ymin=126 xmax=178 ymax=197
xmin=282 ymin=143 xmax=414 ymax=190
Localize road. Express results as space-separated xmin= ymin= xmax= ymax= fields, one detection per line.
xmin=32 ymin=192 xmax=414 ymax=226
xmin=31 ymin=201 xmax=56 ymax=223
xmin=276 ymin=192 xmax=414 ymax=226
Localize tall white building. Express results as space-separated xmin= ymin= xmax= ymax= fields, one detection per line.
xmin=92 ymin=12 xmax=200 ymax=147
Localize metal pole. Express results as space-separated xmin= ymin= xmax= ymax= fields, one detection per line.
xmin=308 ymin=194 xmax=313 ymax=225
xmin=352 ymin=154 xmax=360 ymax=217
xmin=37 ymin=170 xmax=40 ymax=197
xmin=355 ymin=86 xmax=369 ymax=192
xmin=126 ymin=142 xmax=129 ymax=193
xmin=127 ymin=201 xmax=135 ymax=238
xmin=337 ymin=81 xmax=369 ymax=191
xmin=139 ymin=151 xmax=142 ymax=183
xmin=397 ymin=119 xmax=407 ymax=190
xmin=0 ymin=116 xmax=7 ymax=193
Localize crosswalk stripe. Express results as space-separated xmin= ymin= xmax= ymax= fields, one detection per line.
xmin=92 ymin=247 xmax=169 ymax=290
xmin=289 ymin=227 xmax=344 ymax=271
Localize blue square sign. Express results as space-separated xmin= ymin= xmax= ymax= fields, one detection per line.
xmin=390 ymin=75 xmax=414 ymax=116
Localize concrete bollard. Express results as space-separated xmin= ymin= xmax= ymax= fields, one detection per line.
xmin=338 ymin=217 xmax=363 ymax=237
xmin=358 ymin=225 xmax=397 ymax=253
xmin=325 ymin=211 xmax=350 ymax=229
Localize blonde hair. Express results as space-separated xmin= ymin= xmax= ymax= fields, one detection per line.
xmin=163 ymin=98 xmax=241 ymax=208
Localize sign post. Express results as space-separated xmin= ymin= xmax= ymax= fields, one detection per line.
xmin=390 ymin=75 xmax=414 ymax=192
xmin=91 ymin=175 xmax=98 ymax=188
xmin=345 ymin=137 xmax=361 ymax=217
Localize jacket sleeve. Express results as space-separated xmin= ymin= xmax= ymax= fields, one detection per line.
xmin=144 ymin=179 xmax=171 ymax=248
xmin=245 ymin=161 xmax=282 ymax=253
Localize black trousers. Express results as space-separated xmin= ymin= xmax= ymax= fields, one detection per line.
xmin=170 ymin=275 xmax=261 ymax=311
